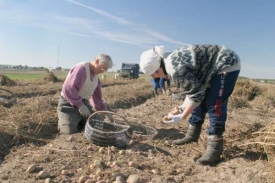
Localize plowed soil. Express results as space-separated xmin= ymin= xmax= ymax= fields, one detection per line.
xmin=0 ymin=78 xmax=274 ymax=183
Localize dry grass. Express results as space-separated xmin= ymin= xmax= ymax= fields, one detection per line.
xmin=244 ymin=121 xmax=275 ymax=182
xmin=103 ymin=82 xmax=153 ymax=107
xmin=229 ymin=78 xmax=262 ymax=109
xmin=232 ymin=81 xmax=275 ymax=182
xmin=252 ymin=84 xmax=275 ymax=181
xmin=233 ymin=78 xmax=262 ymax=100
xmin=0 ymin=79 xmax=153 ymax=157
xmin=229 ymin=96 xmax=250 ymax=109
xmin=1 ymin=76 xmax=275 ymax=182
xmin=253 ymin=84 xmax=275 ymax=111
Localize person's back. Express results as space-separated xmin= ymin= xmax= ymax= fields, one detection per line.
xmin=164 ymin=45 xmax=241 ymax=91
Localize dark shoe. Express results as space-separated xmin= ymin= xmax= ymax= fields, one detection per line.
xmin=196 ymin=135 xmax=223 ymax=165
xmin=173 ymin=124 xmax=202 ymax=145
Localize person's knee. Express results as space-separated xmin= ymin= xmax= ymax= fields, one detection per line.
xmin=59 ymin=124 xmax=79 ymax=134
xmin=58 ymin=112 xmax=82 ymax=134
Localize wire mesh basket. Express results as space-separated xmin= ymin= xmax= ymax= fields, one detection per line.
xmin=84 ymin=111 xmax=158 ymax=147
xmin=128 ymin=122 xmax=158 ymax=140
xmin=84 ymin=111 xmax=132 ymax=147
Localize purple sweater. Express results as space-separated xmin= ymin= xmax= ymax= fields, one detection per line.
xmin=61 ymin=63 xmax=107 ymax=111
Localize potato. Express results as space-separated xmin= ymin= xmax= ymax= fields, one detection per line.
xmin=61 ymin=170 xmax=69 ymax=175
xmin=44 ymin=178 xmax=51 ymax=183
xmin=78 ymin=176 xmax=89 ymax=183
xmin=163 ymin=107 xmax=181 ymax=121
xmin=170 ymin=107 xmax=180 ymax=115
xmin=89 ymin=174 xmax=97 ymax=179
xmin=162 ymin=115 xmax=170 ymax=121
xmin=84 ymin=179 xmax=93 ymax=183
xmin=128 ymin=161 xmax=136 ymax=167
xmin=89 ymin=163 xmax=96 ymax=170
xmin=38 ymin=171 xmax=49 ymax=179
xmin=110 ymin=161 xmax=118 ymax=168
xmin=118 ymin=150 xmax=125 ymax=155
xmin=98 ymin=147 xmax=104 ymax=154
xmin=151 ymin=169 xmax=158 ymax=175
xmin=26 ymin=164 xmax=37 ymax=173
xmin=110 ymin=146 xmax=116 ymax=152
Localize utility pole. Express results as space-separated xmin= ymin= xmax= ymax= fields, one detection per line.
xmin=57 ymin=45 xmax=60 ymax=68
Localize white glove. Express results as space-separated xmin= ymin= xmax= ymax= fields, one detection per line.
xmin=163 ymin=113 xmax=183 ymax=124
xmin=78 ymin=105 xmax=90 ymax=118
xmin=168 ymin=113 xmax=174 ymax=119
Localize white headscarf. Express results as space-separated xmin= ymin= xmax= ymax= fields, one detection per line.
xmin=140 ymin=46 xmax=165 ymax=75
xmin=154 ymin=46 xmax=165 ymax=58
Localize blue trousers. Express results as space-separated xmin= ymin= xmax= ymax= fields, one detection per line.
xmin=150 ymin=78 xmax=170 ymax=90
xmin=188 ymin=70 xmax=240 ymax=135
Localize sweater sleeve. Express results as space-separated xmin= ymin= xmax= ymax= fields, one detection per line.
xmin=62 ymin=65 xmax=86 ymax=108
xmin=179 ymin=91 xmax=204 ymax=111
xmin=177 ymin=70 xmax=206 ymax=108
xmin=89 ymin=79 xmax=108 ymax=111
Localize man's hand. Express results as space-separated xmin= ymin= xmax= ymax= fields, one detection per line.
xmin=78 ymin=105 xmax=90 ymax=118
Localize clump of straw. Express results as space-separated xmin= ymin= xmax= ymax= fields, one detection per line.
xmin=42 ymin=70 xmax=58 ymax=82
xmin=229 ymin=78 xmax=262 ymax=109
xmin=0 ymin=75 xmax=16 ymax=86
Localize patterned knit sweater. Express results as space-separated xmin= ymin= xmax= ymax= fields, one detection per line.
xmin=164 ymin=44 xmax=241 ymax=109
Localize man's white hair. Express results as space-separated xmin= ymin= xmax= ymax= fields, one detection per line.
xmin=97 ymin=54 xmax=113 ymax=69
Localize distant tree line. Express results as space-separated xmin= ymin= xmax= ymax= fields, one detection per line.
xmin=0 ymin=65 xmax=67 ymax=71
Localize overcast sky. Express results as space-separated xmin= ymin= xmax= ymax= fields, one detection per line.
xmin=0 ymin=0 xmax=274 ymax=79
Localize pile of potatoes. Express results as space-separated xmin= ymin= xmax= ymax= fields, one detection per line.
xmin=25 ymin=145 xmax=156 ymax=183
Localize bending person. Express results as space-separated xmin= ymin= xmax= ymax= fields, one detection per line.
xmin=140 ymin=45 xmax=241 ymax=165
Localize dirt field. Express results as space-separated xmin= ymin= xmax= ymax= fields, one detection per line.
xmin=0 ymin=77 xmax=275 ymax=183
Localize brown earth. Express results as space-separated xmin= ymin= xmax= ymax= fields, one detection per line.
xmin=0 ymin=78 xmax=274 ymax=183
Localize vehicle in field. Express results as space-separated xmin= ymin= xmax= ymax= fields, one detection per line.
xmin=120 ymin=63 xmax=140 ymax=79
